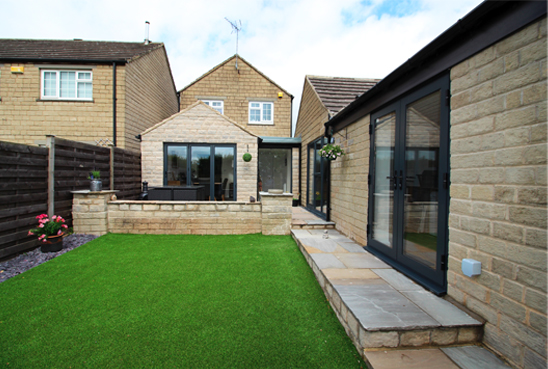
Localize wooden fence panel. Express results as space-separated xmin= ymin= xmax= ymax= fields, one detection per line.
xmin=52 ymin=138 xmax=111 ymax=227
xmin=0 ymin=141 xmax=48 ymax=259
xmin=113 ymin=147 xmax=141 ymax=199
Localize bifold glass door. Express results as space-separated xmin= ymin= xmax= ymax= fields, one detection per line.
xmin=307 ymin=137 xmax=329 ymax=218
xmin=368 ymin=75 xmax=449 ymax=294
xmin=164 ymin=144 xmax=235 ymax=201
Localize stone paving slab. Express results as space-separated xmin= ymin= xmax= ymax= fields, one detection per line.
xmin=403 ymin=291 xmax=482 ymax=327
xmin=373 ymin=269 xmax=426 ymax=291
xmin=337 ymin=241 xmax=368 ymax=253
xmin=334 ymin=281 xmax=440 ymax=330
xmin=365 ymin=349 xmax=461 ymax=369
xmin=299 ymin=238 xmax=340 ymax=252
xmin=291 ymin=229 xmax=312 ymax=238
xmin=441 ymin=346 xmax=511 ymax=369
xmin=310 ymin=253 xmax=346 ymax=269
xmin=336 ymin=253 xmax=391 ymax=269
xmin=323 ymin=268 xmax=380 ymax=280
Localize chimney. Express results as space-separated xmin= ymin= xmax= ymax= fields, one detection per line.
xmin=144 ymin=21 xmax=150 ymax=45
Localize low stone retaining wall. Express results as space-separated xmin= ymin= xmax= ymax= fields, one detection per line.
xmin=72 ymin=191 xmax=292 ymax=236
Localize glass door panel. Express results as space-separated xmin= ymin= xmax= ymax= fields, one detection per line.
xmin=258 ymin=148 xmax=291 ymax=193
xmin=214 ymin=147 xmax=235 ymax=201
xmin=403 ymin=91 xmax=441 ymax=269
xmin=191 ymin=146 xmax=211 ymax=200
xmin=371 ymin=112 xmax=396 ymax=249
xmin=166 ymin=146 xmax=187 ymax=186
xmin=307 ymin=137 xmax=328 ymax=218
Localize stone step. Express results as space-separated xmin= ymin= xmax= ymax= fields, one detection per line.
xmin=291 ymin=222 xmax=336 ymax=230
xmin=291 ymin=228 xmax=483 ymax=354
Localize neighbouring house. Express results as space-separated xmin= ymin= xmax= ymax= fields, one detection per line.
xmin=295 ymin=76 xmax=379 ymax=218
xmin=295 ymin=1 xmax=547 ymax=368
xmin=177 ymin=54 xmax=299 ymax=197
xmin=0 ymin=39 xmax=179 ymax=152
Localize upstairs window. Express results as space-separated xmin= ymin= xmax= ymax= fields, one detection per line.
xmin=249 ymin=101 xmax=273 ymax=124
xmin=202 ymin=100 xmax=224 ymax=114
xmin=41 ymin=70 xmax=92 ymax=100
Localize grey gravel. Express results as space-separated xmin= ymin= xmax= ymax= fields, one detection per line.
xmin=0 ymin=234 xmax=98 ymax=283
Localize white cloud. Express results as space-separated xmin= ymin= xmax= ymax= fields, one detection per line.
xmin=0 ymin=0 xmax=483 ymax=132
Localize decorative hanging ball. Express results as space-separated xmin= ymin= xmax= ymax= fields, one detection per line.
xmin=243 ymin=153 xmax=252 ymax=162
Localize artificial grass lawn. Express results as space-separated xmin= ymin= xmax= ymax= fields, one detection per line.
xmin=0 ymin=234 xmax=366 ymax=368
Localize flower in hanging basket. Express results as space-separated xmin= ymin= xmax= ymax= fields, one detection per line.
xmin=243 ymin=153 xmax=252 ymax=162
xmin=28 ymin=214 xmax=71 ymax=243
xmin=319 ymin=144 xmax=345 ymax=160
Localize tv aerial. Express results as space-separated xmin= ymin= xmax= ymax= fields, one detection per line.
xmin=225 ymin=18 xmax=242 ymax=70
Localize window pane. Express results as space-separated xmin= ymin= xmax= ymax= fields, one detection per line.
xmin=191 ymin=146 xmax=211 ymax=200
xmin=59 ymin=71 xmax=76 ymax=98
xmin=78 ymin=72 xmax=91 ymax=80
xmin=166 ymin=145 xmax=188 ymax=186
xmin=43 ymin=72 xmax=57 ymax=97
xmin=259 ymin=148 xmax=291 ymax=193
xmin=263 ymin=103 xmax=272 ymax=121
xmin=77 ymin=82 xmax=92 ymax=99
xmin=250 ymin=108 xmax=260 ymax=122
xmin=214 ymin=147 xmax=235 ymax=201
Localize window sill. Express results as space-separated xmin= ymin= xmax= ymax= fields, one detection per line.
xmin=36 ymin=98 xmax=95 ymax=103
xmin=248 ymin=122 xmax=274 ymax=126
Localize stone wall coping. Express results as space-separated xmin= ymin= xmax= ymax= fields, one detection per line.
xmin=109 ymin=200 xmax=260 ymax=205
xmin=259 ymin=191 xmax=293 ymax=198
xmin=71 ymin=190 xmax=119 ymax=194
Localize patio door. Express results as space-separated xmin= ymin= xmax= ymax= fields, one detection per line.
xmin=368 ymin=75 xmax=449 ymax=294
xmin=307 ymin=137 xmax=329 ymax=219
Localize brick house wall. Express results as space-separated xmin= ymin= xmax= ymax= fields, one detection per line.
xmin=141 ymin=102 xmax=259 ymax=201
xmin=294 ymin=77 xmax=330 ymax=205
xmin=448 ymin=17 xmax=547 ymax=369
xmin=0 ymin=45 xmax=178 ymax=152
xmin=179 ymin=55 xmax=292 ymax=138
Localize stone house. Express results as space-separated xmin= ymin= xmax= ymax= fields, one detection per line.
xmin=295 ymin=1 xmax=546 ymax=368
xmin=180 ymin=55 xmax=299 ymax=196
xmin=142 ymin=54 xmax=299 ymax=200
xmin=0 ymin=39 xmax=179 ymax=152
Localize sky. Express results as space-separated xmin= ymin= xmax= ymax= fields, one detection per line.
xmin=1 ymin=0 xmax=484 ymax=133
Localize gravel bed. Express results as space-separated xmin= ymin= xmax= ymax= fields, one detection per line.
xmin=0 ymin=234 xmax=98 ymax=283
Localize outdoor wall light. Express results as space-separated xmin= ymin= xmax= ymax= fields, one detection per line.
xmin=462 ymin=258 xmax=481 ymax=277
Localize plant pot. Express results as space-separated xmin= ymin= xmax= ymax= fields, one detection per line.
xmin=90 ymin=179 xmax=102 ymax=192
xmin=292 ymin=199 xmax=299 ymax=207
xmin=41 ymin=234 xmax=63 ymax=253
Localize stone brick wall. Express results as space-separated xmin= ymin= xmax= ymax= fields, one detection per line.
xmin=448 ymin=17 xmax=547 ymax=369
xmin=124 ymin=46 xmax=179 ymax=152
xmin=141 ymin=103 xmax=258 ymax=201
xmin=330 ymin=115 xmax=370 ymax=246
xmin=71 ymin=191 xmax=293 ymax=236
xmin=108 ymin=201 xmax=262 ymax=235
xmin=294 ymin=77 xmax=330 ymax=207
xmin=180 ymin=56 xmax=292 ymax=137
xmin=0 ymin=63 xmax=119 ymax=146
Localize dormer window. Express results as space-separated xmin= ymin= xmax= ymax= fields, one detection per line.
xmin=41 ymin=70 xmax=93 ymax=100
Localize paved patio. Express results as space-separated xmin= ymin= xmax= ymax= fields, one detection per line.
xmin=290 ymin=207 xmax=511 ymax=369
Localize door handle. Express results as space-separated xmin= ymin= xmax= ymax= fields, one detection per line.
xmin=393 ymin=171 xmax=398 ymax=190
xmin=399 ymin=170 xmax=403 ymax=190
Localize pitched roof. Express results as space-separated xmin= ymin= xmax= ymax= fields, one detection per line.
xmin=0 ymin=39 xmax=163 ymax=63
xmin=179 ymin=54 xmax=293 ymax=98
xmin=307 ymin=75 xmax=380 ymax=116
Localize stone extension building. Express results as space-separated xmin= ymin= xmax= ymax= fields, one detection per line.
xmin=296 ymin=1 xmax=547 ymax=368
xmin=0 ymin=39 xmax=179 ymax=152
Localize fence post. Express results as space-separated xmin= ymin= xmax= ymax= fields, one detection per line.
xmin=46 ymin=135 xmax=55 ymax=217
xmin=110 ymin=145 xmax=115 ymax=190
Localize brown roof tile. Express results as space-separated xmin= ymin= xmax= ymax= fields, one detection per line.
xmin=0 ymin=39 xmax=162 ymax=62
xmin=307 ymin=75 xmax=380 ymax=116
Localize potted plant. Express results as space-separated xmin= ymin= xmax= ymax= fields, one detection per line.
xmin=319 ymin=144 xmax=345 ymax=161
xmin=88 ymin=170 xmax=102 ymax=191
xmin=243 ymin=153 xmax=252 ymax=162
xmin=28 ymin=214 xmax=70 ymax=253
xmin=292 ymin=194 xmax=300 ymax=207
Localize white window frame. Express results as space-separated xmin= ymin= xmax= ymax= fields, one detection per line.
xmin=40 ymin=69 xmax=93 ymax=101
xmin=201 ymin=100 xmax=224 ymax=114
xmin=248 ymin=101 xmax=274 ymax=125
